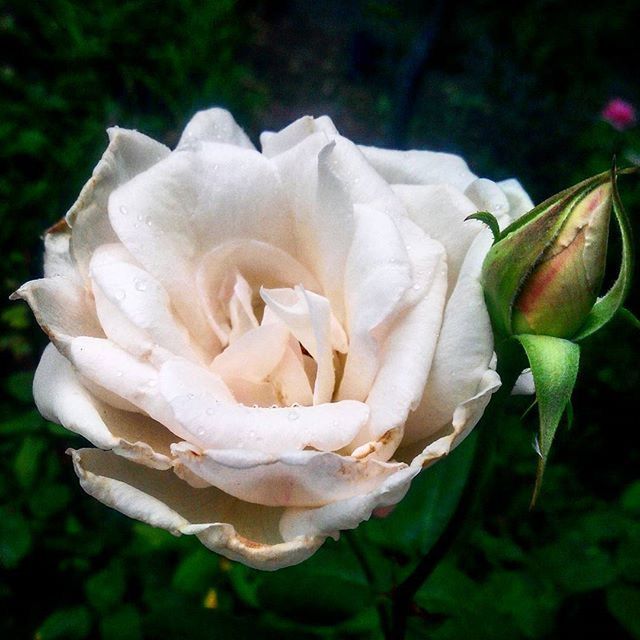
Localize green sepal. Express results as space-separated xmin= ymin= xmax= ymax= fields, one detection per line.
xmin=482 ymin=171 xmax=611 ymax=338
xmin=514 ymin=334 xmax=580 ymax=507
xmin=465 ymin=211 xmax=501 ymax=244
xmin=573 ymin=164 xmax=636 ymax=341
xmin=619 ymin=307 xmax=640 ymax=330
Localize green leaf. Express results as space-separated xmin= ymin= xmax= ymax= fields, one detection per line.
xmin=363 ymin=429 xmax=478 ymax=560
xmin=36 ymin=606 xmax=92 ymax=640
xmin=13 ymin=435 xmax=47 ymax=489
xmin=0 ymin=507 xmax=31 ymax=568
xmin=99 ymin=605 xmax=142 ymax=640
xmin=607 ymin=586 xmax=640 ymax=638
xmin=465 ymin=211 xmax=501 ymax=243
xmin=29 ymin=483 xmax=72 ymax=519
xmin=621 ymin=480 xmax=640 ymax=515
xmin=515 ymin=335 xmax=580 ymax=505
xmin=574 ymin=165 xmax=635 ymax=340
xmin=172 ymin=548 xmax=219 ymax=594
xmin=253 ymin=542 xmax=372 ymax=626
xmin=4 ymin=371 xmax=34 ymax=403
xmin=85 ymin=562 xmax=126 ymax=613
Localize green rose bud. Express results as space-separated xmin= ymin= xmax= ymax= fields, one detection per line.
xmin=482 ymin=171 xmax=619 ymax=340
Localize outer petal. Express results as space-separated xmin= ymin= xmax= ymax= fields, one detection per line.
xmin=108 ymin=142 xmax=293 ymax=353
xmin=392 ymin=183 xmax=483 ymax=292
xmin=351 ymin=218 xmax=448 ymax=458
xmin=279 ymin=368 xmax=500 ymax=540
xmin=34 ymin=344 xmax=175 ymax=469
xmin=498 ymin=178 xmax=534 ymax=220
xmin=69 ymin=448 xmax=324 ymax=570
xmin=66 ymin=127 xmax=170 ymax=279
xmin=358 ymin=144 xmax=477 ymax=191
xmin=403 ymin=230 xmax=499 ymax=443
xmin=171 ymin=443 xmax=404 ymax=507
xmin=159 ymin=358 xmax=369 ymax=454
xmin=178 ymin=108 xmax=255 ymax=150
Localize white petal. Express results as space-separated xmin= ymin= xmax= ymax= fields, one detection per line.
xmin=358 ymin=144 xmax=477 ymax=191
xmin=403 ymin=230 xmax=498 ymax=443
xmin=108 ymin=142 xmax=293 ymax=354
xmin=171 ymin=444 xmax=403 ymax=507
xmin=269 ymin=339 xmax=314 ymax=407
xmin=178 ymin=108 xmax=255 ymax=150
xmin=90 ymin=244 xmax=203 ymax=362
xmin=66 ymin=127 xmax=170 ymax=279
xmin=11 ymin=277 xmax=103 ymax=353
xmin=498 ymin=178 xmax=534 ymax=220
xmin=351 ymin=219 xmax=448 ymax=456
xmin=392 ymin=183 xmax=483 ymax=290
xmin=279 ymin=369 xmax=500 ymax=541
xmin=42 ymin=222 xmax=81 ymax=282
xmin=159 ymin=358 xmax=369 ymax=454
xmin=67 ymin=336 xmax=184 ymax=437
xmin=260 ymin=286 xmax=345 ymax=404
xmin=34 ymin=344 xmax=175 ymax=469
xmin=70 ymin=448 xmax=324 ymax=570
xmin=211 ymin=323 xmax=290 ymax=383
xmin=260 ymin=115 xmax=337 ymax=158
xmin=196 ymin=240 xmax=320 ymax=347
xmin=464 ymin=178 xmax=511 ymax=218
xmin=337 ymin=204 xmax=413 ymax=402
xmin=512 ymin=368 xmax=535 ymax=395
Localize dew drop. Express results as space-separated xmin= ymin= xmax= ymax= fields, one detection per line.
xmin=134 ymin=280 xmax=148 ymax=292
xmin=412 ymin=283 xmax=421 ymax=291
xmin=187 ymin=393 xmax=195 ymax=399
xmin=197 ymin=427 xmax=205 ymax=437
xmin=288 ymin=410 xmax=299 ymax=421
xmin=205 ymin=407 xmax=215 ymax=416
xmin=115 ymin=370 xmax=123 ymax=377
xmin=115 ymin=289 xmax=126 ymax=300
xmin=119 ymin=205 xmax=128 ymax=215
xmin=145 ymin=217 xmax=153 ymax=227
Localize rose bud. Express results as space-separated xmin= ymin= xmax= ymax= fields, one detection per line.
xmin=482 ymin=172 xmax=615 ymax=340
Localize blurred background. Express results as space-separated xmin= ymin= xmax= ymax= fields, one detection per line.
xmin=1 ymin=1 xmax=639 ymax=638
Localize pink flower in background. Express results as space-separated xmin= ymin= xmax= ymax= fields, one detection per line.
xmin=601 ymin=98 xmax=637 ymax=131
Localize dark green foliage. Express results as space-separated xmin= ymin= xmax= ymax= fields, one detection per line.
xmin=1 ymin=1 xmax=639 ymax=638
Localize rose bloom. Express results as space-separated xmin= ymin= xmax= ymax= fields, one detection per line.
xmin=15 ymin=109 xmax=532 ymax=569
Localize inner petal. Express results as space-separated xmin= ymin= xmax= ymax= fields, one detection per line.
xmin=260 ymin=285 xmax=347 ymax=405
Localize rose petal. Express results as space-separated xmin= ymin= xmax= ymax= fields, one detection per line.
xmin=90 ymin=244 xmax=203 ymax=362
xmin=260 ymin=286 xmax=345 ymax=404
xmin=351 ymin=218 xmax=448 ymax=457
xmin=108 ymin=142 xmax=293 ymax=354
xmin=337 ymin=204 xmax=413 ymax=402
xmin=392 ymin=183 xmax=483 ymax=290
xmin=171 ymin=443 xmax=403 ymax=507
xmin=211 ymin=323 xmax=290 ymax=383
xmin=464 ymin=178 xmax=511 ymax=218
xmin=178 ymin=108 xmax=255 ymax=150
xmin=67 ymin=127 xmax=170 ymax=279
xmin=358 ymin=144 xmax=477 ymax=191
xmin=69 ymin=448 xmax=323 ymax=570
xmin=34 ymin=344 xmax=175 ymax=469
xmin=403 ymin=230 xmax=499 ymax=443
xmin=498 ymin=178 xmax=534 ymax=220
xmin=159 ymin=358 xmax=370 ymax=454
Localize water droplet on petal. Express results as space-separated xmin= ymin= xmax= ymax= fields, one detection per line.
xmin=134 ymin=280 xmax=147 ymax=292
xmin=145 ymin=217 xmax=153 ymax=227
xmin=187 ymin=393 xmax=195 ymax=399
xmin=288 ymin=410 xmax=299 ymax=421
xmin=119 ymin=205 xmax=128 ymax=215
xmin=115 ymin=289 xmax=126 ymax=300
xmin=205 ymin=407 xmax=214 ymax=416
xmin=115 ymin=370 xmax=123 ymax=377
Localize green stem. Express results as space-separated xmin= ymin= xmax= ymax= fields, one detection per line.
xmin=388 ymin=339 xmax=525 ymax=639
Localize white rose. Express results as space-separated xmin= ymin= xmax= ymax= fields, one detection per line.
xmin=15 ymin=109 xmax=532 ymax=569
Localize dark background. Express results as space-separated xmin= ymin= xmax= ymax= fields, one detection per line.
xmin=1 ymin=1 xmax=639 ymax=638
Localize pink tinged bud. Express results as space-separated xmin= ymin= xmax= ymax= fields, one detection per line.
xmin=512 ymin=183 xmax=612 ymax=337
xmin=602 ymin=98 xmax=637 ymax=131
